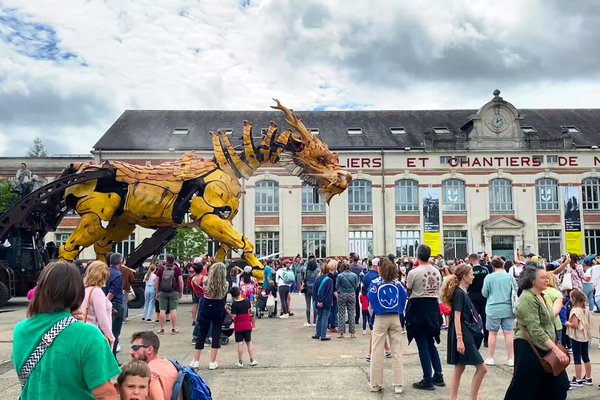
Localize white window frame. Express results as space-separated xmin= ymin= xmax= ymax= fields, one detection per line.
xmin=255 ymin=231 xmax=279 ymax=259
xmin=349 ymin=231 xmax=373 ymax=258
xmin=348 ymin=179 xmax=372 ymax=212
xmin=489 ymin=178 xmax=513 ymax=212
xmin=302 ymin=184 xmax=325 ymax=213
xmin=255 ymin=180 xmax=279 ymax=213
xmin=395 ymin=230 xmax=420 ymax=257
xmin=442 ymin=179 xmax=466 ymax=212
xmin=172 ymin=128 xmax=189 ymax=135
xmin=390 ymin=127 xmax=406 ymax=135
xmin=583 ymin=178 xmax=600 ymax=211
xmin=536 ymin=178 xmax=559 ymax=211
xmin=547 ymin=155 xmax=558 ymax=163
xmin=395 ymin=179 xmax=419 ymax=212
xmin=560 ymin=125 xmax=580 ymax=133
xmin=538 ymin=230 xmax=561 ymax=260
xmin=443 ymin=230 xmax=468 ymax=260
xmin=433 ymin=127 xmax=451 ymax=134
xmin=113 ymin=233 xmax=136 ymax=257
xmin=302 ymin=231 xmax=326 ymax=259
xmin=347 ymin=128 xmax=363 ymax=135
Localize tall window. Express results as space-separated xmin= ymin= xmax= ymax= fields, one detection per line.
xmin=113 ymin=234 xmax=136 ymax=257
xmin=583 ymin=178 xmax=600 ymax=210
xmin=442 ymin=179 xmax=466 ymax=212
xmin=349 ymin=231 xmax=373 ymax=258
xmin=536 ymin=178 xmax=559 ymax=211
xmin=302 ymin=231 xmax=326 ymax=259
xmin=443 ymin=231 xmax=467 ymax=260
xmin=538 ymin=230 xmax=561 ymax=260
xmin=348 ymin=180 xmax=372 ymax=212
xmin=55 ymin=232 xmax=71 ymax=247
xmin=395 ymin=180 xmax=419 ymax=212
xmin=489 ymin=179 xmax=513 ymax=211
xmin=206 ymin=240 xmax=219 ymax=257
xmin=254 ymin=232 xmax=279 ymax=259
xmin=255 ymin=180 xmax=279 ymax=213
xmin=302 ymin=184 xmax=325 ymax=212
xmin=585 ymin=230 xmax=600 ymax=255
xmin=396 ymin=230 xmax=420 ymax=257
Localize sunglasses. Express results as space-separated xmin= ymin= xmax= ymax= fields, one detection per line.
xmin=131 ymin=344 xmax=151 ymax=351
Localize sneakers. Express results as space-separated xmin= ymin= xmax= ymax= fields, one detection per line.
xmin=321 ymin=337 xmax=331 ymax=341
xmin=189 ymin=360 xmax=199 ymax=369
xmin=249 ymin=358 xmax=258 ymax=366
xmin=366 ymin=354 xmax=371 ymax=362
xmin=172 ymin=328 xmax=179 ymax=335
xmin=484 ymin=357 xmax=495 ymax=366
xmin=141 ymin=318 xmax=146 ymax=322
xmin=157 ymin=329 xmax=165 ymax=335
xmin=289 ymin=312 xmax=294 ymax=316
xmin=370 ymin=385 xmax=383 ymax=392
xmin=304 ymin=322 xmax=311 ymax=327
xmin=507 ymin=358 xmax=514 ymax=367
xmin=412 ymin=380 xmax=435 ymax=391
xmin=311 ymin=323 xmax=317 ymax=327
xmin=394 ymin=385 xmax=404 ymax=394
xmin=329 ymin=328 xmax=338 ymax=333
xmin=116 ymin=344 xmax=121 ymax=353
xmin=582 ymin=376 xmax=593 ymax=386
xmin=208 ymin=362 xmax=218 ymax=370
xmin=236 ymin=360 xmax=244 ymax=368
xmin=401 ymin=329 xmax=406 ymax=334
xmin=362 ymin=330 xmax=367 ymax=335
xmin=570 ymin=376 xmax=583 ymax=387
xmin=385 ymin=351 xmax=392 ymax=358
xmin=432 ymin=379 xmax=446 ymax=387
xmin=279 ymin=314 xmax=289 ymax=319
xmin=311 ymin=335 xmax=320 ymax=340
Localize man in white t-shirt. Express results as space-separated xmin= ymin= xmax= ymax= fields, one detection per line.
xmin=508 ymin=262 xmax=523 ymax=279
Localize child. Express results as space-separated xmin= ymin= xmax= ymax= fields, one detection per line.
xmin=228 ymin=286 xmax=257 ymax=367
xmin=565 ymin=289 xmax=593 ymax=387
xmin=360 ymin=287 xmax=371 ymax=335
xmin=560 ymin=294 xmax=571 ymax=351
xmin=115 ymin=359 xmax=151 ymax=400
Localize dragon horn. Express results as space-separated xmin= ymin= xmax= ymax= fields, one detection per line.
xmin=271 ymin=98 xmax=312 ymax=144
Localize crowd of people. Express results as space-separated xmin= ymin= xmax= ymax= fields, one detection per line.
xmin=12 ymin=240 xmax=600 ymax=399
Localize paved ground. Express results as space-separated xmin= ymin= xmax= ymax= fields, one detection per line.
xmin=2 ymin=294 xmax=600 ymax=399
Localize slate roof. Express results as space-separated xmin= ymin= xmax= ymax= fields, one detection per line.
xmin=93 ymin=109 xmax=600 ymax=151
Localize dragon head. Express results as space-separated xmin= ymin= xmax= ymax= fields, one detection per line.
xmin=272 ymin=99 xmax=352 ymax=204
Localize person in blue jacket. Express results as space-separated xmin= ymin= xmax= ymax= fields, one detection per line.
xmin=312 ymin=260 xmax=336 ymax=341
xmin=367 ymin=259 xmax=407 ymax=394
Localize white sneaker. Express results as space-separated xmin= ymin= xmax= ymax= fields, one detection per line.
xmin=189 ymin=360 xmax=199 ymax=369
xmin=208 ymin=362 xmax=218 ymax=370
xmin=304 ymin=322 xmax=311 ymax=327
xmin=311 ymin=323 xmax=316 ymax=326
xmin=484 ymin=357 xmax=495 ymax=366
xmin=116 ymin=344 xmax=121 ymax=353
xmin=362 ymin=330 xmax=367 ymax=335
xmin=370 ymin=385 xmax=383 ymax=392
xmin=249 ymin=358 xmax=258 ymax=366
xmin=279 ymin=314 xmax=289 ymax=319
xmin=394 ymin=385 xmax=404 ymax=394
xmin=507 ymin=358 xmax=514 ymax=367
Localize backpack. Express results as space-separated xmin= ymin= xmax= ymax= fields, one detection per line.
xmin=161 ymin=265 xmax=176 ymax=292
xmin=169 ymin=359 xmax=212 ymax=400
xmin=283 ymin=269 xmax=296 ymax=284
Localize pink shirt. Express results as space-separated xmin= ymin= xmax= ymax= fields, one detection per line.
xmin=148 ymin=357 xmax=182 ymax=400
xmin=80 ymin=286 xmax=115 ymax=348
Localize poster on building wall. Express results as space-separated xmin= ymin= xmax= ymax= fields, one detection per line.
xmin=423 ymin=187 xmax=441 ymax=256
xmin=563 ymin=186 xmax=583 ymax=254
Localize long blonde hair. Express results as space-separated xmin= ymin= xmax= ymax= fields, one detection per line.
xmin=144 ymin=264 xmax=157 ymax=282
xmin=440 ymin=263 xmax=472 ymax=306
xmin=84 ymin=261 xmax=109 ymax=287
xmin=206 ymin=262 xmax=228 ymax=299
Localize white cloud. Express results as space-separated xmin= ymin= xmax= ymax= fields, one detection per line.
xmin=1 ymin=0 xmax=600 ymax=156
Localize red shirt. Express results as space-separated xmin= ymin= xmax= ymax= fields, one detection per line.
xmin=231 ymin=298 xmax=253 ymax=332
xmin=359 ymin=293 xmax=369 ymax=310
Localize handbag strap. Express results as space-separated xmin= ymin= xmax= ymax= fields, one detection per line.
xmin=521 ymin=326 xmax=545 ymax=362
xmin=18 ymin=316 xmax=77 ymax=389
xmin=83 ymin=287 xmax=96 ymax=323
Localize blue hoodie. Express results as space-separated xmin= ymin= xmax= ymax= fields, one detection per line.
xmin=312 ymin=275 xmax=334 ymax=309
xmin=367 ymin=277 xmax=407 ymax=316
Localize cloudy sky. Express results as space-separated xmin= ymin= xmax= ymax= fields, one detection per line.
xmin=1 ymin=0 xmax=599 ymax=156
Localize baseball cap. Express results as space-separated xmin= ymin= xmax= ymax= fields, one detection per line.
xmin=308 ymin=254 xmax=315 ymax=259
xmin=371 ymin=257 xmax=380 ymax=266
xmin=193 ymin=257 xmax=203 ymax=264
xmin=244 ymin=266 xmax=253 ymax=274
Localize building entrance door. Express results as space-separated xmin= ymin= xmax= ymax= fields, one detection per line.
xmin=492 ymin=236 xmax=514 ymax=261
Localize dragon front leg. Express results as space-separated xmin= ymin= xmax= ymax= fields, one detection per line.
xmin=199 ymin=214 xmax=264 ymax=282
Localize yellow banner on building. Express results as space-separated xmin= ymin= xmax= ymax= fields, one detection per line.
xmin=424 ymin=232 xmax=441 ymax=256
xmin=565 ymin=231 xmax=583 ymax=255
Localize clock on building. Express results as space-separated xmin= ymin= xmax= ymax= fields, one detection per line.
xmin=491 ymin=114 xmax=504 ymax=129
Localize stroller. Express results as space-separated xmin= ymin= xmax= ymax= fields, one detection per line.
xmin=256 ymin=293 xmax=268 ymax=319
xmin=220 ymin=313 xmax=234 ymax=345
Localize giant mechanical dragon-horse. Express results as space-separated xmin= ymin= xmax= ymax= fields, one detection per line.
xmin=57 ymin=100 xmax=352 ymax=280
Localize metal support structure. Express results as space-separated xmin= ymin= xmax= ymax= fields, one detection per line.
xmin=125 ymin=227 xmax=178 ymax=270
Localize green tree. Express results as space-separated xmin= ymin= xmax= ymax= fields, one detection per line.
xmin=165 ymin=227 xmax=207 ymax=261
xmin=0 ymin=179 xmax=19 ymax=212
xmin=27 ymin=137 xmax=48 ymax=157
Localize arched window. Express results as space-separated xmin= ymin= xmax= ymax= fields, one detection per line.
xmin=348 ymin=179 xmax=372 ymax=212
xmin=489 ymin=179 xmax=513 ymax=211
xmin=442 ymin=179 xmax=466 ymax=212
xmin=302 ymin=184 xmax=325 ymax=212
xmin=583 ymin=178 xmax=600 ymax=210
xmin=535 ymin=178 xmax=559 ymax=211
xmin=395 ymin=179 xmax=419 ymax=212
xmin=255 ymin=180 xmax=279 ymax=213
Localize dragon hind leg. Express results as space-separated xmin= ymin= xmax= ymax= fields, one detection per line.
xmin=58 ymin=213 xmax=106 ymax=261
xmin=93 ymin=219 xmax=136 ymax=261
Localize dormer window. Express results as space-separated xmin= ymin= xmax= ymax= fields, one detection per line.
xmin=172 ymin=128 xmax=189 ymax=135
xmin=218 ymin=128 xmax=233 ymax=135
xmin=308 ymin=128 xmax=319 ymax=135
xmin=522 ymin=126 xmax=537 ymax=134
xmin=347 ymin=128 xmax=363 ymax=135
xmin=560 ymin=125 xmax=580 ymax=133
xmin=433 ymin=127 xmax=451 ymax=134
xmin=390 ymin=127 xmax=406 ymax=135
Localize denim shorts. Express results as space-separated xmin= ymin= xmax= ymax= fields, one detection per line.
xmin=486 ymin=317 xmax=514 ymax=332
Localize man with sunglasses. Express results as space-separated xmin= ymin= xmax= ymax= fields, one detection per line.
xmin=129 ymin=331 xmax=181 ymax=400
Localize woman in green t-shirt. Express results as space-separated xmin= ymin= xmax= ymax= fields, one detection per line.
xmin=13 ymin=261 xmax=121 ymax=400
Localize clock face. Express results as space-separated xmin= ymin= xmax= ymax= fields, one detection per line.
xmin=491 ymin=115 xmax=504 ymax=129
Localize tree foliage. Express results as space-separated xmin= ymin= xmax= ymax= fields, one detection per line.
xmin=27 ymin=137 xmax=48 ymax=157
xmin=165 ymin=227 xmax=207 ymax=261
xmin=0 ymin=179 xmax=20 ymax=212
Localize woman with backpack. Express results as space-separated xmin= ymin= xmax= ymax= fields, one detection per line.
xmin=276 ymin=259 xmax=294 ymax=318
xmin=302 ymin=257 xmax=320 ymax=326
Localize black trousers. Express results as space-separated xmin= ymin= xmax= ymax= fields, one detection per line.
xmin=470 ymin=296 xmax=488 ymax=343
xmin=354 ymin=287 xmax=360 ymax=324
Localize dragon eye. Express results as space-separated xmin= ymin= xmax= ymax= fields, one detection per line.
xmin=317 ymin=157 xmax=326 ymax=165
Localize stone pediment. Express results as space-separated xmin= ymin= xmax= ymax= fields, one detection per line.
xmin=482 ymin=216 xmax=524 ymax=230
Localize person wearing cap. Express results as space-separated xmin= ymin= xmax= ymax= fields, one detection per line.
xmin=75 ymin=259 xmax=86 ymax=276
xmin=276 ymin=260 xmax=293 ymax=318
